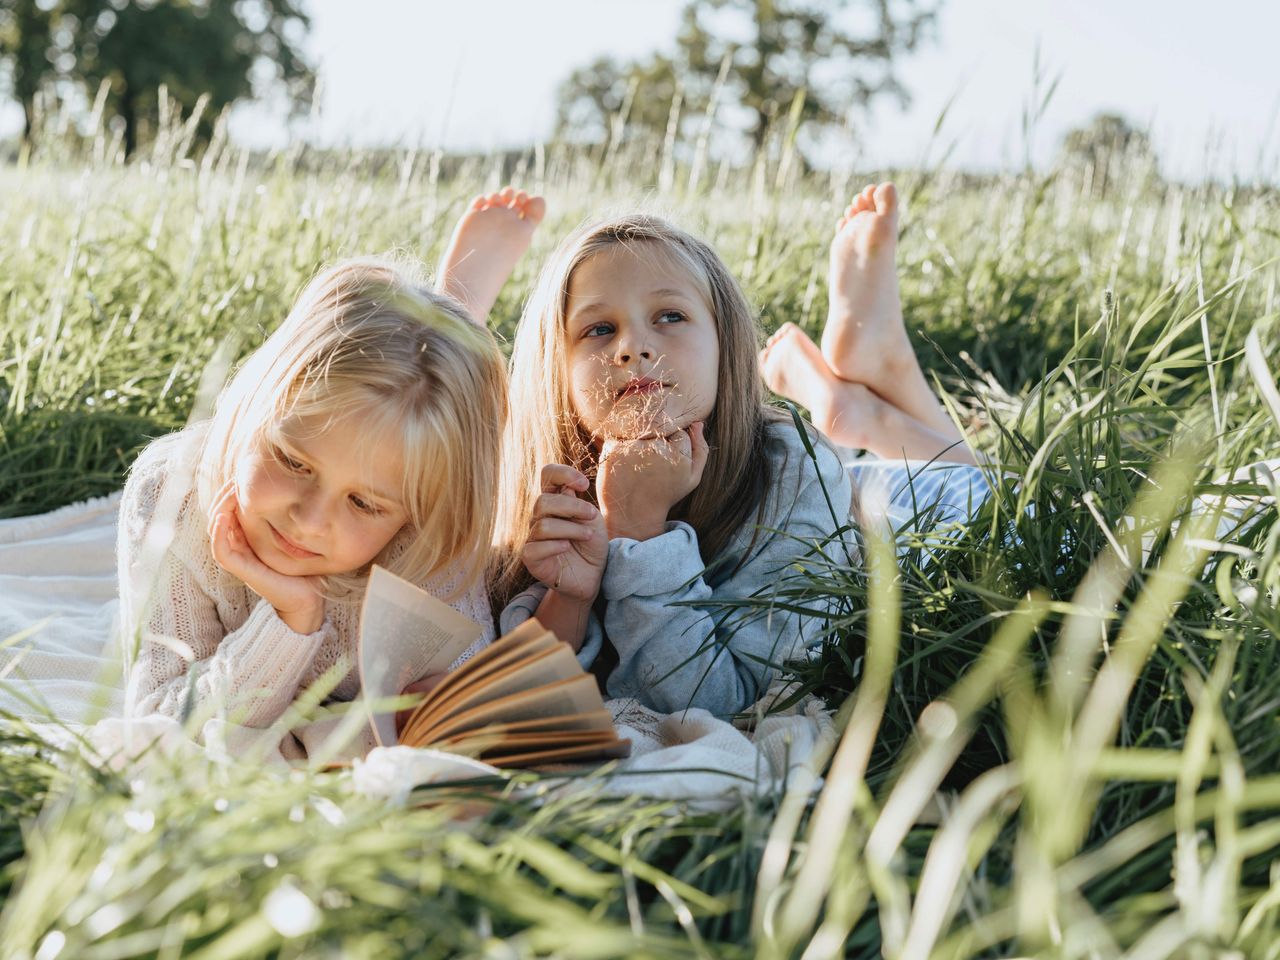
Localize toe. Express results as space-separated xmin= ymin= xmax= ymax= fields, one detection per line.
xmin=498 ymin=186 xmax=516 ymax=204
xmin=873 ymin=182 xmax=898 ymax=214
xmin=524 ymin=195 xmax=547 ymax=223
xmin=470 ymin=195 xmax=486 ymax=211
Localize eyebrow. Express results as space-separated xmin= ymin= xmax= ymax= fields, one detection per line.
xmin=567 ymin=288 xmax=697 ymax=323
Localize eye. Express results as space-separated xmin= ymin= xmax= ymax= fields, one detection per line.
xmin=581 ymin=321 xmax=614 ymax=339
xmin=349 ymin=494 xmax=383 ymax=517
xmin=274 ymin=446 xmax=307 ymax=473
xmin=656 ymin=310 xmax=687 ymax=324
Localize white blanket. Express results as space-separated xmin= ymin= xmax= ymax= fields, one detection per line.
xmin=0 ymin=496 xmax=833 ymax=808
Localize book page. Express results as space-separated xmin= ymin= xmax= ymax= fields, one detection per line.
xmin=405 ymin=642 xmax=581 ymax=742
xmin=359 ymin=565 xmax=484 ymax=747
xmin=423 ymin=674 xmax=607 ymax=744
xmin=481 ymin=738 xmax=632 ymax=768
xmin=420 ymin=624 xmax=558 ymax=711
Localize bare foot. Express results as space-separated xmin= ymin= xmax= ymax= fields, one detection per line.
xmin=821 ymin=183 xmax=914 ymax=390
xmin=436 ymin=186 xmax=546 ymax=325
xmin=760 ymin=322 xmax=972 ymax=462
xmin=760 ymin=323 xmax=883 ymax=450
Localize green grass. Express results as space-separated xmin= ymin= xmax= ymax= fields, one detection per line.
xmin=0 ymin=113 xmax=1278 ymax=958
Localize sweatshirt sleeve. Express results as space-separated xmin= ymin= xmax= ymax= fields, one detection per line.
xmin=499 ymin=582 xmax=605 ymax=670
xmin=118 ymin=441 xmax=332 ymax=729
xmin=599 ymin=427 xmax=851 ymax=716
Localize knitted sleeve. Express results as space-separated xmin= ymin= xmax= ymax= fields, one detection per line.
xmin=117 ymin=435 xmax=332 ymax=728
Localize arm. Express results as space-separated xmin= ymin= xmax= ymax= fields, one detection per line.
xmin=117 ymin=460 xmax=331 ymax=729
xmin=500 ymin=582 xmax=605 ymax=670
xmin=600 ymin=438 xmax=851 ymax=716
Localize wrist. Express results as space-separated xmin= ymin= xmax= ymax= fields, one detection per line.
xmin=601 ymin=505 xmax=668 ymax=542
xmin=536 ymin=589 xmax=594 ymax=652
xmin=276 ymin=602 xmax=324 ymax=635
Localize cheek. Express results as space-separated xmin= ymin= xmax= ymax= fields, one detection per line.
xmin=234 ymin=460 xmax=286 ymax=516
xmin=568 ymin=358 xmax=607 ymax=419
xmin=347 ymin=518 xmax=403 ymax=563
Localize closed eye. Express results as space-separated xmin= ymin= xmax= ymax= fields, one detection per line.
xmin=349 ymin=494 xmax=383 ymax=516
xmin=274 ymin=446 xmax=308 ymax=473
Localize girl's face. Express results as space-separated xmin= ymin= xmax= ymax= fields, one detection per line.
xmin=233 ymin=414 xmax=410 ymax=577
xmin=565 ymin=244 xmax=719 ymax=443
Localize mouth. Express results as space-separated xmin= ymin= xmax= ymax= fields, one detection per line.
xmin=269 ymin=522 xmax=321 ymax=560
xmin=616 ymin=377 xmax=668 ymax=400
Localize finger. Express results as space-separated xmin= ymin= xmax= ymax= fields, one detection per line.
xmin=664 ymin=428 xmax=693 ymax=461
xmin=522 ymin=540 xmax=571 ymax=564
xmin=207 ymin=481 xmax=238 ymax=537
xmin=533 ymin=492 xmax=599 ymax=522
xmin=540 ymin=463 xmax=588 ymax=493
xmin=531 ymin=517 xmax=595 ymax=543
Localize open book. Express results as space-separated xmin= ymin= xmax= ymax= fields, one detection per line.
xmin=353 ymin=566 xmax=630 ymax=768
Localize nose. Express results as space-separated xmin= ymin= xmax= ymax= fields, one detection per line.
xmin=288 ymin=485 xmax=330 ymax=535
xmin=614 ymin=327 xmax=653 ymax=365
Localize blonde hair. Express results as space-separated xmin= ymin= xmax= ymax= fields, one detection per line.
xmin=494 ymin=214 xmax=787 ymax=600
xmin=200 ymin=257 xmax=507 ymax=599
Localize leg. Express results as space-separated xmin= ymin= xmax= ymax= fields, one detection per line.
xmin=436 ymin=186 xmax=546 ymax=326
xmin=760 ymin=323 xmax=975 ymax=465
xmin=822 ymin=182 xmax=958 ymax=440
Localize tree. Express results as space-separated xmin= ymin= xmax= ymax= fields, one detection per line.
xmin=1 ymin=0 xmax=314 ymax=156
xmin=556 ymin=0 xmax=936 ymax=155
xmin=0 ymin=0 xmax=67 ymax=140
xmin=1058 ymin=112 xmax=1158 ymax=184
xmin=1059 ymin=112 xmax=1154 ymax=165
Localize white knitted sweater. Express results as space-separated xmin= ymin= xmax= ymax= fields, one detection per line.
xmin=118 ymin=426 xmax=495 ymax=729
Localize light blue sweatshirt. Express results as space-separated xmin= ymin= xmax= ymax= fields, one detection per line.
xmin=500 ymin=420 xmax=852 ymax=717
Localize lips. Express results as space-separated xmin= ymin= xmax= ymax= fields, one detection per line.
xmin=269 ymin=522 xmax=320 ymax=560
xmin=617 ymin=377 xmax=667 ymax=399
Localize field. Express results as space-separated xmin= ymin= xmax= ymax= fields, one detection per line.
xmin=0 ymin=114 xmax=1278 ymax=958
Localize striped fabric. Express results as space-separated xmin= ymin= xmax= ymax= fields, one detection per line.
xmin=844 ymin=457 xmax=993 ymax=533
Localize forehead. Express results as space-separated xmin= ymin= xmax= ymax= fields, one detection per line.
xmin=567 ymin=242 xmax=708 ymax=308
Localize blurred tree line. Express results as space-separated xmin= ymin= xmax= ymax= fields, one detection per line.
xmin=556 ymin=0 xmax=937 ymax=164
xmin=0 ymin=0 xmax=311 ymax=155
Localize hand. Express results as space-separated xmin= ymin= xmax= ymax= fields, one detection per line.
xmin=396 ymin=671 xmax=447 ymax=737
xmin=208 ymin=481 xmax=325 ymax=634
xmin=521 ymin=464 xmax=608 ymax=604
xmin=597 ymin=422 xmax=709 ymax=541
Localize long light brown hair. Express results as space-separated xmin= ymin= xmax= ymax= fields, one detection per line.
xmin=494 ymin=214 xmax=788 ymax=601
xmin=200 ymin=257 xmax=507 ymax=599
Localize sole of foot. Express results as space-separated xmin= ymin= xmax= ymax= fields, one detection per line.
xmin=437 ymin=186 xmax=546 ymax=325
xmin=759 ymin=322 xmax=885 ymax=450
xmin=820 ymin=182 xmax=914 ymax=393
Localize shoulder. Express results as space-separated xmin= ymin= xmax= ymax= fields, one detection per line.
xmin=119 ymin=425 xmax=209 ymax=555
xmin=760 ymin=414 xmax=850 ymax=509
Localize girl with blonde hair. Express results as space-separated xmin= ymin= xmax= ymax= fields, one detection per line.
xmin=122 ymin=189 xmax=542 ymax=731
xmin=495 ymin=212 xmax=852 ymax=716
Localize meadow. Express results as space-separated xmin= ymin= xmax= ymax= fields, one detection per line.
xmin=0 ymin=108 xmax=1278 ymax=958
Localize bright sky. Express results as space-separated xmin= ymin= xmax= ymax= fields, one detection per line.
xmin=2 ymin=0 xmax=1276 ymax=180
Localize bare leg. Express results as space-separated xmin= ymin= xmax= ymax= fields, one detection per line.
xmin=822 ymin=182 xmax=958 ymax=440
xmin=760 ymin=323 xmax=975 ymax=465
xmin=436 ymin=186 xmax=546 ymax=326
